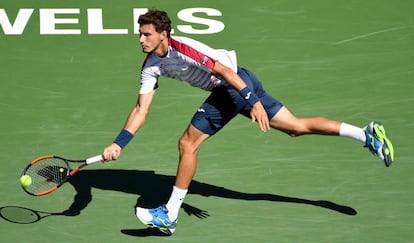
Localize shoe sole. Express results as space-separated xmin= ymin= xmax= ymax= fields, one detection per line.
xmin=372 ymin=122 xmax=394 ymax=167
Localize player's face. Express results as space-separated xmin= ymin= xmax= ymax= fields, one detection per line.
xmin=139 ymin=24 xmax=168 ymax=56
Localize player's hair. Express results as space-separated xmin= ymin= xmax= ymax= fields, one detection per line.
xmin=138 ymin=10 xmax=172 ymax=36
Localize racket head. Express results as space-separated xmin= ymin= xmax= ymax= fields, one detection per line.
xmin=21 ymin=156 xmax=71 ymax=196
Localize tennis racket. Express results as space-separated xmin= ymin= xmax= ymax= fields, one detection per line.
xmin=21 ymin=154 xmax=103 ymax=196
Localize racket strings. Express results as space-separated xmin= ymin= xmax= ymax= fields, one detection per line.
xmin=24 ymin=158 xmax=69 ymax=194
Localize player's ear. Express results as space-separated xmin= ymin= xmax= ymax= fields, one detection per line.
xmin=161 ymin=30 xmax=168 ymax=40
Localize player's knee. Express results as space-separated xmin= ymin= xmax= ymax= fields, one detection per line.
xmin=178 ymin=135 xmax=197 ymax=154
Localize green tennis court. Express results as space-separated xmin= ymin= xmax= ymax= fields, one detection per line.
xmin=1 ymin=0 xmax=413 ymax=242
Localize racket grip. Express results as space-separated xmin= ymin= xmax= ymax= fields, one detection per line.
xmin=86 ymin=154 xmax=104 ymax=164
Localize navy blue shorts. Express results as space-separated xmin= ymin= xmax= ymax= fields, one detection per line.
xmin=190 ymin=67 xmax=283 ymax=135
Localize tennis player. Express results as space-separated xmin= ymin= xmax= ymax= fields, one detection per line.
xmin=102 ymin=9 xmax=394 ymax=235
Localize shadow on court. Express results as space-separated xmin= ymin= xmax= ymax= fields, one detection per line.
xmin=63 ymin=169 xmax=357 ymax=236
xmin=1 ymin=169 xmax=357 ymax=236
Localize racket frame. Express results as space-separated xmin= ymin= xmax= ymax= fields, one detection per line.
xmin=21 ymin=154 xmax=103 ymax=196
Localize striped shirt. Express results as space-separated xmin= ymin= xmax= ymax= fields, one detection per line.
xmin=139 ymin=36 xmax=238 ymax=94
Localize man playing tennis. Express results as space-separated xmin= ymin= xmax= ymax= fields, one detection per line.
xmin=102 ymin=10 xmax=394 ymax=235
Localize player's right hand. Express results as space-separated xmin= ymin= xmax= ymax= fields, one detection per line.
xmin=250 ymin=101 xmax=270 ymax=132
xmin=102 ymin=143 xmax=122 ymax=161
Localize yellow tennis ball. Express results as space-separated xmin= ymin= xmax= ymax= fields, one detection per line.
xmin=20 ymin=175 xmax=32 ymax=187
xmin=59 ymin=168 xmax=64 ymax=173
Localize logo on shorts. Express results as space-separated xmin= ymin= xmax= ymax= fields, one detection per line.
xmin=197 ymin=108 xmax=205 ymax=113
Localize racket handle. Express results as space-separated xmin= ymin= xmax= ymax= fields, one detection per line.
xmin=86 ymin=154 xmax=104 ymax=164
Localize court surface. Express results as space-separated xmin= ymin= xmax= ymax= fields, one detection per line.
xmin=1 ymin=0 xmax=413 ymax=242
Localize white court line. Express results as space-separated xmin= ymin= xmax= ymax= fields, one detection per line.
xmin=333 ymin=26 xmax=405 ymax=45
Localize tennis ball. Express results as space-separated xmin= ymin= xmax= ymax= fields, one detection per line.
xmin=20 ymin=175 xmax=32 ymax=187
xmin=59 ymin=168 xmax=64 ymax=173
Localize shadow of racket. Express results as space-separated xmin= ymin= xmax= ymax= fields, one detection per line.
xmin=0 ymin=206 xmax=64 ymax=224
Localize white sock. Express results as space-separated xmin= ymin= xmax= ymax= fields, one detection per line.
xmin=166 ymin=186 xmax=188 ymax=221
xmin=339 ymin=122 xmax=366 ymax=144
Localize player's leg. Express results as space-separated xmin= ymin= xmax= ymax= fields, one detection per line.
xmin=175 ymin=124 xmax=210 ymax=189
xmin=135 ymin=123 xmax=209 ymax=235
xmin=268 ymin=105 xmax=394 ymax=166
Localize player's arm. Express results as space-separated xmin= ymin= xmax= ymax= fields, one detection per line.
xmin=102 ymin=90 xmax=156 ymax=160
xmin=212 ymin=61 xmax=270 ymax=132
xmin=123 ymin=90 xmax=156 ymax=134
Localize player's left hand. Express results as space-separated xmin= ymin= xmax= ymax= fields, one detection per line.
xmin=250 ymin=102 xmax=270 ymax=132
